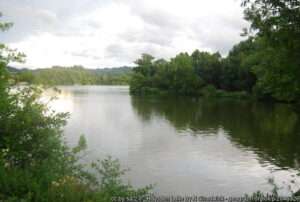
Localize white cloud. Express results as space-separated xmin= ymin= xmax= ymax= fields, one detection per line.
xmin=0 ymin=0 xmax=249 ymax=69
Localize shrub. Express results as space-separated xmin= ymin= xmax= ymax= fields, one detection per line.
xmin=0 ymin=46 xmax=151 ymax=202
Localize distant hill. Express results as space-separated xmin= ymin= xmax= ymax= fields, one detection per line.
xmin=13 ymin=66 xmax=133 ymax=85
xmin=8 ymin=66 xmax=133 ymax=75
xmin=6 ymin=66 xmax=21 ymax=73
xmin=93 ymin=66 xmax=133 ymax=76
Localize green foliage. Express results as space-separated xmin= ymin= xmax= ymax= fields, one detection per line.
xmin=250 ymin=39 xmax=300 ymax=102
xmin=91 ymin=157 xmax=152 ymax=201
xmin=169 ymin=53 xmax=204 ymax=95
xmin=130 ymin=50 xmax=252 ymax=98
xmin=0 ymin=68 xmax=150 ymax=202
xmin=221 ymin=39 xmax=257 ymax=92
xmin=131 ymin=53 xmax=205 ymax=96
xmin=0 ymin=154 xmax=150 ymax=202
xmin=15 ymin=66 xmax=132 ymax=86
xmin=241 ymin=0 xmax=300 ymax=102
xmin=191 ymin=50 xmax=223 ymax=89
xmin=130 ymin=0 xmax=300 ymax=103
xmin=0 ymin=14 xmax=150 ymax=202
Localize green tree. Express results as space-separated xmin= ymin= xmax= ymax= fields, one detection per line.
xmin=191 ymin=50 xmax=222 ymax=88
xmin=169 ymin=53 xmax=203 ymax=95
xmin=130 ymin=53 xmax=204 ymax=96
xmin=242 ymin=0 xmax=300 ymax=102
xmin=221 ymin=39 xmax=257 ymax=92
xmin=133 ymin=53 xmax=155 ymax=77
xmin=130 ymin=54 xmax=156 ymax=94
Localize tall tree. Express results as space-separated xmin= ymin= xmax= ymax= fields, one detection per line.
xmin=191 ymin=50 xmax=222 ymax=88
xmin=242 ymin=0 xmax=300 ymax=102
xmin=221 ymin=39 xmax=257 ymax=92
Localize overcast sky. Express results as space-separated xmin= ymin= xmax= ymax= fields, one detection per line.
xmin=0 ymin=0 xmax=248 ymax=69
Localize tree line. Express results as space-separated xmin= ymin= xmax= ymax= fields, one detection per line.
xmin=130 ymin=0 xmax=300 ymax=103
xmin=14 ymin=66 xmax=132 ymax=85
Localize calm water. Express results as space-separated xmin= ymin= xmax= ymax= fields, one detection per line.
xmin=44 ymin=86 xmax=300 ymax=196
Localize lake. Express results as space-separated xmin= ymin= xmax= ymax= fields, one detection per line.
xmin=44 ymin=85 xmax=300 ymax=196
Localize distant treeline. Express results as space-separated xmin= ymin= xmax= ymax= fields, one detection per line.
xmin=130 ymin=0 xmax=300 ymax=103
xmin=11 ymin=66 xmax=132 ymax=85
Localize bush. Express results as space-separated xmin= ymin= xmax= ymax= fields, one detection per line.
xmin=0 ymin=67 xmax=151 ymax=202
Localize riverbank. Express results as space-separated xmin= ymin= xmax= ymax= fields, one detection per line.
xmin=130 ymin=85 xmax=251 ymax=99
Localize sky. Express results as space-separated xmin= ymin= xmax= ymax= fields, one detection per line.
xmin=0 ymin=0 xmax=249 ymax=69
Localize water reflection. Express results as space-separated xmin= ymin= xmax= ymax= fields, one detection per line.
xmin=131 ymin=96 xmax=300 ymax=170
xmin=45 ymin=86 xmax=300 ymax=196
xmin=42 ymin=88 xmax=75 ymax=113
